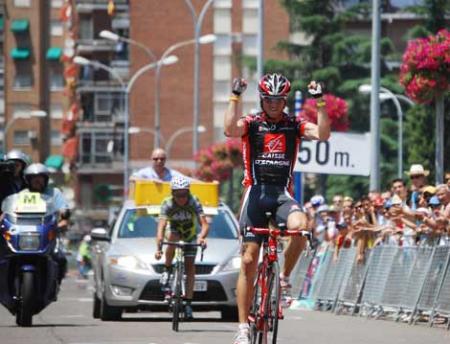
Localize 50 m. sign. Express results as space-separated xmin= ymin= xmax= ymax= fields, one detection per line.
xmin=294 ymin=132 xmax=370 ymax=176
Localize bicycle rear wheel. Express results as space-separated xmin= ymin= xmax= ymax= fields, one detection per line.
xmin=263 ymin=262 xmax=280 ymax=344
xmin=172 ymin=265 xmax=182 ymax=332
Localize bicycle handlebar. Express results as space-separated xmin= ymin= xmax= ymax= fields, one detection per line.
xmin=247 ymin=227 xmax=311 ymax=238
xmin=161 ymin=240 xmax=206 ymax=261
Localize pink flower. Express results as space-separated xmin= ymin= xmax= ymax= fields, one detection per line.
xmin=300 ymin=94 xmax=349 ymax=132
xmin=400 ymin=29 xmax=450 ymax=104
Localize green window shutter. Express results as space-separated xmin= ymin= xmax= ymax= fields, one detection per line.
xmin=46 ymin=47 xmax=62 ymax=61
xmin=11 ymin=19 xmax=29 ymax=33
xmin=0 ymin=17 xmax=4 ymax=31
xmin=10 ymin=48 xmax=30 ymax=60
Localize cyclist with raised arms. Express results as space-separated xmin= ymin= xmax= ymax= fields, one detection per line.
xmin=155 ymin=176 xmax=209 ymax=319
xmin=224 ymin=73 xmax=330 ymax=344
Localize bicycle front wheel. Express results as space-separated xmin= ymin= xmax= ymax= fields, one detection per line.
xmin=250 ymin=263 xmax=263 ymax=344
xmin=172 ymin=265 xmax=182 ymax=332
xmin=264 ymin=262 xmax=280 ymax=344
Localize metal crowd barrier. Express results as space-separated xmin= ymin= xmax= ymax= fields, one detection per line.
xmin=294 ymin=243 xmax=450 ymax=329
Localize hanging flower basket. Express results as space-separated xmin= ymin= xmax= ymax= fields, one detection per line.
xmin=399 ymin=29 xmax=450 ymax=104
xmin=300 ymin=94 xmax=349 ymax=132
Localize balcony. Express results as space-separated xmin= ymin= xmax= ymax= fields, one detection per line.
xmin=76 ymin=0 xmax=129 ymax=13
xmin=76 ymin=38 xmax=116 ymax=53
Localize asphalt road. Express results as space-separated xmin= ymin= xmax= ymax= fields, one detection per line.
xmin=0 ymin=274 xmax=449 ymax=344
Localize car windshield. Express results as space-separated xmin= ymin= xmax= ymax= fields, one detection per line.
xmin=118 ymin=207 xmax=238 ymax=239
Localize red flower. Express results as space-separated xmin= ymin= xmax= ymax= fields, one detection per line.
xmin=195 ymin=139 xmax=243 ymax=182
xmin=400 ymin=29 xmax=450 ymax=104
xmin=300 ymin=94 xmax=349 ymax=132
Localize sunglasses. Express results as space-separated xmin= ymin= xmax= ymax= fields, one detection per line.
xmin=172 ymin=191 xmax=189 ymax=198
xmin=410 ymin=175 xmax=423 ymax=179
xmin=153 ymin=157 xmax=166 ymax=161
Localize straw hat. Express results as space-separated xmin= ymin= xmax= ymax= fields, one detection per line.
xmin=405 ymin=164 xmax=429 ymax=177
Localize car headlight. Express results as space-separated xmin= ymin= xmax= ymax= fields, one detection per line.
xmin=221 ymin=256 xmax=241 ymax=272
xmin=110 ymin=256 xmax=149 ymax=270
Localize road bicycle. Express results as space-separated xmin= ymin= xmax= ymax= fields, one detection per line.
xmin=247 ymin=224 xmax=310 ymax=344
xmin=161 ymin=240 xmax=205 ymax=332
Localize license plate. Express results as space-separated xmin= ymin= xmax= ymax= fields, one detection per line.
xmin=194 ymin=280 xmax=207 ymax=292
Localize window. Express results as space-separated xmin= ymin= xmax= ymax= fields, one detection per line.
xmin=214 ymin=35 xmax=231 ymax=55
xmin=214 ymin=56 xmax=231 ymax=81
xmin=95 ymin=92 xmax=124 ymax=121
xmin=79 ymin=16 xmax=93 ymax=40
xmin=50 ymin=21 xmax=63 ymax=36
xmin=214 ymin=9 xmax=231 ymax=34
xmin=243 ymin=0 xmax=259 ymax=8
xmin=80 ymin=131 xmax=118 ymax=164
xmin=13 ymin=130 xmax=28 ymax=145
xmin=51 ymin=0 xmax=63 ymax=8
xmin=242 ymin=34 xmax=257 ymax=56
xmin=13 ymin=104 xmax=32 ymax=118
xmin=14 ymin=0 xmax=31 ymax=7
xmin=13 ymin=62 xmax=33 ymax=89
xmin=51 ymin=130 xmax=62 ymax=146
xmin=214 ymin=80 xmax=230 ymax=101
xmin=49 ymin=64 xmax=64 ymax=90
xmin=50 ymin=103 xmax=63 ymax=119
xmin=243 ymin=9 xmax=258 ymax=34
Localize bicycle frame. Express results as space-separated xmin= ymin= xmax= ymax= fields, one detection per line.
xmin=161 ymin=240 xmax=204 ymax=332
xmin=248 ymin=227 xmax=309 ymax=344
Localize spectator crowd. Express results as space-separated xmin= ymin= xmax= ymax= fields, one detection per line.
xmin=303 ymin=164 xmax=450 ymax=263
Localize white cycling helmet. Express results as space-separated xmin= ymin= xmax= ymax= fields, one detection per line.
xmin=6 ymin=149 xmax=32 ymax=168
xmin=170 ymin=176 xmax=190 ymax=190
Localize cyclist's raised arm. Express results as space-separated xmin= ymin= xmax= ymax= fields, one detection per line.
xmin=303 ymin=81 xmax=331 ymax=141
xmin=224 ymin=78 xmax=248 ymax=138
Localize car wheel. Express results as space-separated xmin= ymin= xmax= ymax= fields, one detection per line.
xmin=93 ymin=292 xmax=101 ymax=319
xmin=221 ymin=306 xmax=238 ymax=321
xmin=100 ymin=293 xmax=122 ymax=321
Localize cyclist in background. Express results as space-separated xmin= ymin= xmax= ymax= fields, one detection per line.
xmin=224 ymin=73 xmax=330 ymax=344
xmin=154 ymin=176 xmax=209 ymax=319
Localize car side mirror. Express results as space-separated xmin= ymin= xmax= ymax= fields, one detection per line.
xmin=90 ymin=227 xmax=110 ymax=242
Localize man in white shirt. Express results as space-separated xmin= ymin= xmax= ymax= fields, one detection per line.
xmin=131 ymin=148 xmax=191 ymax=181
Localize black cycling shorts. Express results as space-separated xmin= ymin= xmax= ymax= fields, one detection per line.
xmin=239 ymin=185 xmax=303 ymax=244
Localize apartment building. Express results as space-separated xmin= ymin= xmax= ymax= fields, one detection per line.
xmin=2 ymin=0 xmax=69 ymax=163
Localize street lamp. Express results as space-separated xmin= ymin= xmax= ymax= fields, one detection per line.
xmin=128 ymin=126 xmax=165 ymax=145
xmin=2 ymin=110 xmax=47 ymax=152
xmin=359 ymin=84 xmax=414 ymax=178
xmin=184 ymin=0 xmax=216 ymax=158
xmin=165 ymin=125 xmax=206 ymax=160
xmin=74 ymin=55 xmax=178 ymax=198
xmin=154 ymin=33 xmax=216 ymax=149
xmin=99 ymin=30 xmax=157 ymax=62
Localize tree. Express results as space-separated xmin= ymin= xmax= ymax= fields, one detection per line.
xmin=273 ymin=0 xmax=400 ymax=198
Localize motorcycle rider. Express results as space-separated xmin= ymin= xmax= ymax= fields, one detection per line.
xmin=0 ymin=150 xmax=31 ymax=212
xmin=22 ymin=163 xmax=70 ymax=283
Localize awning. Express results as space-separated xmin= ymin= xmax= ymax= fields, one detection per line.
xmin=44 ymin=155 xmax=64 ymax=170
xmin=46 ymin=47 xmax=62 ymax=61
xmin=11 ymin=19 xmax=29 ymax=33
xmin=0 ymin=17 xmax=4 ymax=31
xmin=10 ymin=48 xmax=30 ymax=60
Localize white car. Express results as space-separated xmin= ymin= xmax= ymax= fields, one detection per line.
xmin=90 ymin=200 xmax=241 ymax=321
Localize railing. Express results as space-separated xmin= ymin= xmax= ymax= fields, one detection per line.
xmin=291 ymin=242 xmax=450 ymax=330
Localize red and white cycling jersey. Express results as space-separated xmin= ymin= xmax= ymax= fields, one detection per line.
xmin=241 ymin=112 xmax=306 ymax=188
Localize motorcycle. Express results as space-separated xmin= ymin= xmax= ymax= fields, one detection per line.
xmin=0 ymin=191 xmax=63 ymax=326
